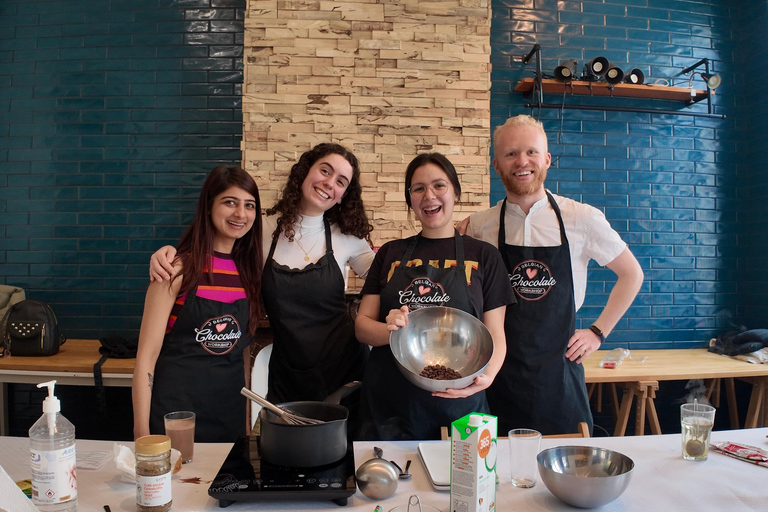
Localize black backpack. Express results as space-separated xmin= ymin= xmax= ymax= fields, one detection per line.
xmin=1 ymin=300 xmax=66 ymax=356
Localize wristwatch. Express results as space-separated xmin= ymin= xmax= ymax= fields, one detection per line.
xmin=589 ymin=325 xmax=605 ymax=344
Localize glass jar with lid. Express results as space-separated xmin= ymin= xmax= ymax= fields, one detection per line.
xmin=135 ymin=434 xmax=172 ymax=512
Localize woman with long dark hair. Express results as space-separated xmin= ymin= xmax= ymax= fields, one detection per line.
xmin=149 ymin=144 xmax=375 ymax=431
xmin=133 ymin=165 xmax=262 ymax=442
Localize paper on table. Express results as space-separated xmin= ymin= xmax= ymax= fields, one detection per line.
xmin=76 ymin=451 xmax=113 ymax=470
xmin=0 ymin=463 xmax=39 ymax=512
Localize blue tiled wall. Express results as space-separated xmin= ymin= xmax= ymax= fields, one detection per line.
xmin=1 ymin=0 xmax=765 ymax=344
xmin=490 ymin=0 xmax=757 ymax=348
xmin=1 ymin=0 xmax=245 ymax=338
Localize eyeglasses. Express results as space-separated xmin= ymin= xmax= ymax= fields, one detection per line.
xmin=408 ymin=180 xmax=451 ymax=197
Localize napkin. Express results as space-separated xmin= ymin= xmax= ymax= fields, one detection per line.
xmin=114 ymin=443 xmax=182 ymax=483
xmin=711 ymin=441 xmax=768 ymax=468
xmin=0 ymin=463 xmax=39 ymax=512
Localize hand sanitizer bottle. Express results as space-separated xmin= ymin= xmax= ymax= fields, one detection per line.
xmin=29 ymin=380 xmax=77 ymax=511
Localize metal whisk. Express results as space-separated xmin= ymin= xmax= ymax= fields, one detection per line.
xmin=240 ymin=387 xmax=324 ymax=425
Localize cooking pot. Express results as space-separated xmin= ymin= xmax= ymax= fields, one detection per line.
xmin=258 ymin=381 xmax=361 ymax=467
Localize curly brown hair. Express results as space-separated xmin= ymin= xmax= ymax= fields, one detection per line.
xmin=265 ymin=143 xmax=373 ymax=243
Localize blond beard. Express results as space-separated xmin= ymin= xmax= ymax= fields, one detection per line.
xmin=500 ymin=166 xmax=547 ymax=197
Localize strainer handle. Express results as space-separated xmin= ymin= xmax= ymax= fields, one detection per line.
xmin=406 ymin=494 xmax=422 ymax=512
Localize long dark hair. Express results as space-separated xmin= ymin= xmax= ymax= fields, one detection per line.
xmin=174 ymin=165 xmax=263 ymax=336
xmin=404 ymin=152 xmax=462 ymax=209
xmin=265 ymin=143 xmax=373 ymax=243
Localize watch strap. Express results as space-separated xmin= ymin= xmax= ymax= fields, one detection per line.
xmin=589 ymin=325 xmax=605 ymax=344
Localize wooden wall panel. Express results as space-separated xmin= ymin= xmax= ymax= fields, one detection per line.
xmin=244 ymin=0 xmax=492 ymax=286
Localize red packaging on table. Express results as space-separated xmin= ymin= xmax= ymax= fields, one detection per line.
xmin=711 ymin=441 xmax=768 ymax=468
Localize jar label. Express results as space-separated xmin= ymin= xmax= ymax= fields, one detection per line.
xmin=137 ymin=472 xmax=172 ymax=506
xmin=30 ymin=445 xmax=78 ymax=504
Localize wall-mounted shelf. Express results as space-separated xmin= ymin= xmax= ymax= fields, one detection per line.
xmin=515 ymin=78 xmax=709 ymax=103
xmin=516 ymin=45 xmax=725 ymax=119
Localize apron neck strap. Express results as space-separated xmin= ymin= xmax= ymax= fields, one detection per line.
xmin=322 ymin=215 xmax=333 ymax=254
xmin=498 ymin=192 xmax=568 ymax=247
xmin=545 ymin=191 xmax=568 ymax=246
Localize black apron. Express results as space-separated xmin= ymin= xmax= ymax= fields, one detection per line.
xmin=261 ymin=216 xmax=365 ymax=407
xmin=361 ymin=232 xmax=488 ymax=441
xmin=486 ymin=192 xmax=593 ymax=435
xmin=150 ymin=285 xmax=251 ymax=443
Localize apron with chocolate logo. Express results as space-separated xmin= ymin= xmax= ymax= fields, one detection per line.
xmin=486 ymin=192 xmax=592 ymax=435
xmin=261 ymin=216 xmax=366 ymax=408
xmin=362 ymin=232 xmax=488 ymax=440
xmin=150 ymin=285 xmax=251 ymax=442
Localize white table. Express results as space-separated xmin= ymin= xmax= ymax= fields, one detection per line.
xmin=1 ymin=429 xmax=766 ymax=511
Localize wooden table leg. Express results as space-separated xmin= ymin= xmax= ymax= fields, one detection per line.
xmin=705 ymin=379 xmax=721 ymax=408
xmin=643 ymin=381 xmax=662 ymax=435
xmin=609 ymin=383 xmax=619 ymax=420
xmin=614 ymin=381 xmax=661 ymax=436
xmin=587 ymin=383 xmax=602 ymax=413
xmin=633 ymin=383 xmax=647 ymax=436
xmin=613 ymin=384 xmax=634 ymax=437
xmin=725 ymin=378 xmax=739 ymax=429
xmin=744 ymin=378 xmax=766 ymax=429
xmin=592 ymin=383 xmax=603 ymax=413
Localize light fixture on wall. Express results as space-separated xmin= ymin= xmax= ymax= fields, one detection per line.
xmin=623 ymin=68 xmax=645 ymax=84
xmin=690 ymin=72 xmax=721 ymax=90
xmin=554 ymin=59 xmax=578 ymax=82
xmin=681 ymin=58 xmax=721 ymax=91
xmin=583 ymin=56 xmax=609 ymax=80
xmin=604 ymin=64 xmax=625 ymax=85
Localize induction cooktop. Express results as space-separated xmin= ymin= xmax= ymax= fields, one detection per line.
xmin=208 ymin=435 xmax=356 ymax=508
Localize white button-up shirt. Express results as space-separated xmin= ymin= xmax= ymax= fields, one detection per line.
xmin=465 ymin=192 xmax=627 ymax=311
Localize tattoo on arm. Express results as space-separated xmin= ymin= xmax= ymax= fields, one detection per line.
xmin=147 ymin=372 xmax=154 ymax=392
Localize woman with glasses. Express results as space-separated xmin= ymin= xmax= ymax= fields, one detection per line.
xmin=355 ymin=153 xmax=514 ymax=440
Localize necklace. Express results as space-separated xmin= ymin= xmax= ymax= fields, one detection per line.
xmin=295 ymin=233 xmax=321 ymax=262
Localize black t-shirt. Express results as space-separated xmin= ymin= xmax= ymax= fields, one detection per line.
xmin=361 ymin=234 xmax=515 ymax=318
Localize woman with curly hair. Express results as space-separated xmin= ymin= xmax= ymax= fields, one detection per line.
xmin=150 ymin=144 xmax=374 ymax=423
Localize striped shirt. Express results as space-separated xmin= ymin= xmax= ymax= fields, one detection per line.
xmin=166 ymin=252 xmax=247 ymax=333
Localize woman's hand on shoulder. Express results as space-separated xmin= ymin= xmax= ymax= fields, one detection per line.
xmin=149 ymin=245 xmax=178 ymax=282
xmin=432 ymin=374 xmax=492 ymax=399
xmin=385 ymin=306 xmax=409 ymax=331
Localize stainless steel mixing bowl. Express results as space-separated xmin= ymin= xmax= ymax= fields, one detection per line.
xmin=537 ymin=445 xmax=634 ymax=508
xmin=389 ymin=306 xmax=494 ymax=392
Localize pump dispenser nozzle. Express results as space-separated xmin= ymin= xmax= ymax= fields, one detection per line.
xmin=37 ymin=380 xmax=60 ymax=434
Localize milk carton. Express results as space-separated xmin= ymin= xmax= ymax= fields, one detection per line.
xmin=450 ymin=413 xmax=497 ymax=512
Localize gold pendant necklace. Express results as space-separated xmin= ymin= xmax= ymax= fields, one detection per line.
xmin=295 ymin=233 xmax=321 ymax=262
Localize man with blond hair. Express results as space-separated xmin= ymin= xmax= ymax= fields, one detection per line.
xmin=459 ymin=115 xmax=644 ymax=435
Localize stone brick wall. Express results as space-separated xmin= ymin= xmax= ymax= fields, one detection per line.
xmin=242 ymin=0 xmax=494 ymax=263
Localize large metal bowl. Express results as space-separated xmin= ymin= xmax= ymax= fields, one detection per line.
xmin=537 ymin=446 xmax=634 ymax=509
xmin=389 ymin=306 xmax=494 ymax=392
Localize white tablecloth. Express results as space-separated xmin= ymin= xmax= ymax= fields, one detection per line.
xmin=1 ymin=428 xmax=766 ymax=511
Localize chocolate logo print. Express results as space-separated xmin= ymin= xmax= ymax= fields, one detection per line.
xmin=195 ymin=314 xmax=242 ymax=355
xmin=509 ymin=260 xmax=556 ymax=301
xmin=398 ymin=277 xmax=451 ymax=310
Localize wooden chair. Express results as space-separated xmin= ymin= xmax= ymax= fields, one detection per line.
xmin=440 ymin=421 xmax=590 ymax=440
